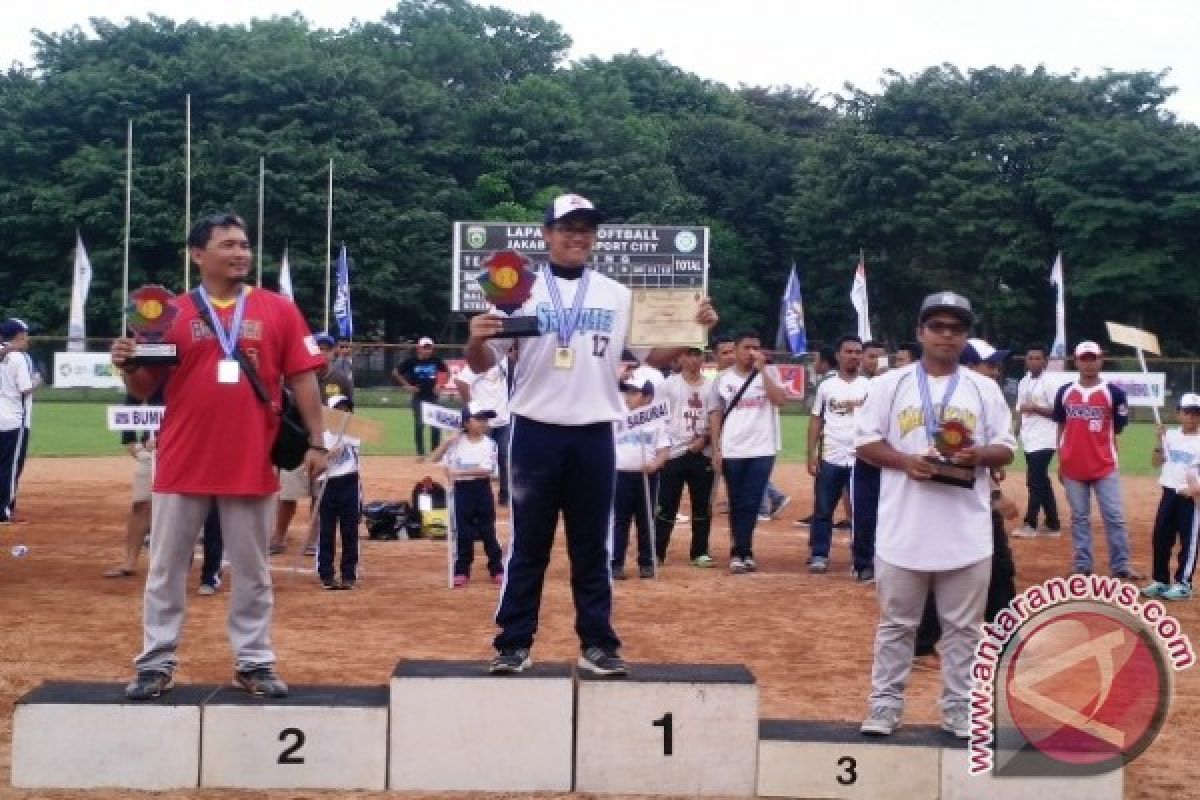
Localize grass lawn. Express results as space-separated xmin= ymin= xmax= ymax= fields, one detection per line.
xmin=28 ymin=402 xmax=1162 ymax=476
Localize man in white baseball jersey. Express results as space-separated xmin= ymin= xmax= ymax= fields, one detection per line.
xmin=857 ymin=291 xmax=1015 ymax=739
xmin=0 ymin=318 xmax=35 ymax=523
xmin=1013 ymin=344 xmax=1061 ymax=537
xmin=465 ymin=193 xmax=717 ymax=676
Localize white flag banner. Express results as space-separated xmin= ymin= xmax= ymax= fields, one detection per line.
xmin=421 ymin=401 xmax=463 ymax=431
xmin=850 ymin=261 xmax=872 ymax=341
xmin=67 ymin=231 xmax=93 ymax=352
xmin=279 ymin=247 xmax=294 ymax=300
xmin=1049 ymin=252 xmax=1066 ymax=362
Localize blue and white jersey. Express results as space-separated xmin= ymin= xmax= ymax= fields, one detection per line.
xmin=1160 ymin=428 xmax=1200 ymax=491
xmin=443 ymin=435 xmax=498 ymax=480
xmin=322 ymin=430 xmax=361 ymax=479
xmin=0 ymin=352 xmax=33 ymax=431
xmin=489 ymin=268 xmax=630 ymax=426
xmin=614 ymin=399 xmax=670 ymax=471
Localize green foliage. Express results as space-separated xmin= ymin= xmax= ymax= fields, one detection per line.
xmin=1 ymin=4 xmax=1198 ymax=355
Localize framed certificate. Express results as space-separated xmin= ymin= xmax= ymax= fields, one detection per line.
xmin=627 ymin=289 xmax=705 ymax=348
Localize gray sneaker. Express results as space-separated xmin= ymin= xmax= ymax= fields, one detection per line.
xmin=942 ymin=706 xmax=969 ymax=739
xmin=579 ymin=646 xmax=629 ymax=677
xmin=861 ymin=705 xmax=902 ymax=736
xmin=235 ymin=667 xmax=289 ymax=698
xmin=809 ymin=556 xmax=829 ymax=574
xmin=125 ymin=670 xmax=174 ymax=701
xmin=489 ymin=648 xmax=532 ymax=674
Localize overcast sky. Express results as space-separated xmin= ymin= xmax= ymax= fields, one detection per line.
xmin=3 ymin=0 xmax=1197 ymax=122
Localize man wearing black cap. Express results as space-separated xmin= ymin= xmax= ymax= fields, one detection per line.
xmin=856 ymin=292 xmax=1016 ymax=739
xmin=0 ymin=318 xmax=35 ymax=523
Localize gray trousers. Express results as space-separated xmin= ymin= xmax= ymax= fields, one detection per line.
xmin=868 ymin=556 xmax=991 ymax=714
xmin=135 ymin=493 xmax=276 ymax=674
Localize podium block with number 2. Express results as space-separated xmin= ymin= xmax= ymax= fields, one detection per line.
xmin=574 ymin=663 xmax=758 ymax=796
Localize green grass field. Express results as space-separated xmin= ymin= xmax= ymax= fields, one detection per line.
xmin=27 ymin=402 xmax=1162 ymax=476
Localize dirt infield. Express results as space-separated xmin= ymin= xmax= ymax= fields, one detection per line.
xmin=1 ymin=456 xmax=1196 ymax=800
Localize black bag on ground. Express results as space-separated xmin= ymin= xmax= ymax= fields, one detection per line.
xmin=364 ymin=501 xmax=418 ymax=540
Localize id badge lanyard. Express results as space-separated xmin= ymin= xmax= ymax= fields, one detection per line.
xmin=197 ymin=287 xmax=247 ymax=384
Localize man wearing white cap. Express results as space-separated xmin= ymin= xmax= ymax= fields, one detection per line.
xmin=393 ymin=336 xmax=449 ymax=460
xmin=1052 ymin=341 xmax=1137 ymax=578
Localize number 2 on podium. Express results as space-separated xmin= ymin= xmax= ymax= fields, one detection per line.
xmin=652 ymin=712 xmax=673 ymax=755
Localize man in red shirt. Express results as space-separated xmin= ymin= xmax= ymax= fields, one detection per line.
xmin=1052 ymin=340 xmax=1136 ymax=578
xmin=111 ymin=212 xmax=328 ymax=700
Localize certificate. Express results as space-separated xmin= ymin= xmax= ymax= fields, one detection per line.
xmin=628 ymin=289 xmax=705 ymax=348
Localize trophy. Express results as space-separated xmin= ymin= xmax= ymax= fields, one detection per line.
xmin=925 ymin=419 xmax=976 ymax=488
xmin=124 ymin=285 xmax=180 ymax=366
xmin=476 ymin=250 xmax=541 ymax=338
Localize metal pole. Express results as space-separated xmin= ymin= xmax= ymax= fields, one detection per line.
xmin=184 ymin=94 xmax=191 ymax=292
xmin=256 ymin=156 xmax=265 ymax=287
xmin=325 ymin=158 xmax=333 ymax=332
xmin=121 ymin=120 xmax=132 ymax=335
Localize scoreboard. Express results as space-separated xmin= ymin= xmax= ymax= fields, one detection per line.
xmin=451 ymin=222 xmax=709 ymax=312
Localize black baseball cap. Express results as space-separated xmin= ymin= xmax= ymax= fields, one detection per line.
xmin=918 ymin=291 xmax=975 ymax=326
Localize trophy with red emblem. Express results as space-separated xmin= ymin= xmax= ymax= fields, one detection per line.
xmin=925 ymin=419 xmax=977 ymax=488
xmin=477 ymin=250 xmax=541 ymax=337
xmin=125 ymin=285 xmax=180 ymax=365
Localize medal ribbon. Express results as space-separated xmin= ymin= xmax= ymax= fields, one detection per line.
xmin=916 ymin=363 xmax=961 ymax=446
xmin=542 ymin=266 xmax=591 ymax=349
xmin=197 ymin=286 xmax=247 ymax=360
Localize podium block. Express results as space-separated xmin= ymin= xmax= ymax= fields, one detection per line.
xmin=200 ymin=685 xmax=388 ymax=790
xmin=757 ymin=719 xmax=944 ymax=799
xmin=389 ymin=660 xmax=573 ymax=792
xmin=575 ymin=663 xmax=758 ymax=796
xmin=12 ymin=681 xmax=215 ymax=789
xmin=940 ymin=746 xmax=1124 ymax=800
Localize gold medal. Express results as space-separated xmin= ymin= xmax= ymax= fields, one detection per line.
xmin=554 ymin=346 xmax=575 ymax=370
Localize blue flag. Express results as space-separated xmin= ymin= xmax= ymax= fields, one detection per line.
xmin=333 ymin=244 xmax=352 ymax=339
xmin=776 ymin=264 xmax=807 ymax=355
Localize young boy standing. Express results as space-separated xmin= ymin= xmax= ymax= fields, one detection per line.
xmin=317 ymin=395 xmax=362 ymax=590
xmin=612 ymin=366 xmax=670 ymax=579
xmin=1142 ymin=394 xmax=1200 ymax=601
xmin=438 ymin=403 xmax=504 ymax=588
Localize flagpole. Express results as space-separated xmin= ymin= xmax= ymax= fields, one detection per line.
xmin=256 ymin=155 xmax=265 ymax=288
xmin=121 ymin=119 xmax=132 ymax=335
xmin=325 ymin=157 xmax=333 ymax=332
xmin=184 ymin=94 xmax=191 ymax=292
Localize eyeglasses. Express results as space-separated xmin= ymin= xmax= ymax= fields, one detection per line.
xmin=923 ymin=321 xmax=969 ymax=336
xmin=555 ymin=223 xmax=597 ymax=236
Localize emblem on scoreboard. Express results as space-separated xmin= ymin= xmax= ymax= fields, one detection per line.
xmin=466 ymin=225 xmax=488 ymax=249
xmin=674 ymin=230 xmax=699 ymax=253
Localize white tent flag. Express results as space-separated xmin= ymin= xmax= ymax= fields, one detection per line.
xmin=67 ymin=231 xmax=93 ymax=352
xmin=1049 ymin=252 xmax=1066 ymax=361
xmin=278 ymin=246 xmax=294 ymax=301
xmin=850 ymin=260 xmax=872 ymax=341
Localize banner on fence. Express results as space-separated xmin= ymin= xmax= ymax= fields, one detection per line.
xmin=54 ymin=352 xmax=124 ymax=389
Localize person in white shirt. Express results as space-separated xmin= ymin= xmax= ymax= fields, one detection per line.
xmin=654 ymin=347 xmax=717 ymax=567
xmin=806 ymin=335 xmax=868 ymax=574
xmin=1141 ymin=394 xmax=1200 ymax=601
xmin=710 ymin=331 xmax=788 ymax=574
xmin=438 ymin=403 xmax=504 ymax=588
xmin=1013 ymin=345 xmax=1062 ymax=537
xmin=856 ymin=292 xmax=1016 ymax=739
xmin=0 ymin=318 xmax=35 ymax=523
xmin=316 ymin=395 xmax=363 ymax=590
xmin=455 ymin=353 xmax=512 ymax=506
xmin=612 ymin=366 xmax=670 ymax=579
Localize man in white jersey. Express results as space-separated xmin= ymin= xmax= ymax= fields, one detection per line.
xmin=806 ymin=334 xmax=869 ymax=574
xmin=1012 ymin=344 xmax=1062 ymax=538
xmin=0 ymin=318 xmax=35 ymax=523
xmin=654 ymin=346 xmax=716 ymax=566
xmin=710 ymin=331 xmax=787 ymax=573
xmin=856 ymin=292 xmax=1015 ymax=739
xmin=455 ymin=351 xmax=512 ymax=506
xmin=465 ymin=193 xmax=717 ymax=676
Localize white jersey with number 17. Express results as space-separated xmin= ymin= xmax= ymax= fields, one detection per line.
xmin=488 ymin=268 xmax=630 ymax=426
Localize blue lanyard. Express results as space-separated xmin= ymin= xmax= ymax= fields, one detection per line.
xmin=542 ymin=267 xmax=590 ymax=349
xmin=197 ymin=286 xmax=247 ymax=359
xmin=916 ymin=363 xmax=961 ymax=445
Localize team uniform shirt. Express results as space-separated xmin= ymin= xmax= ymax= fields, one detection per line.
xmin=398 ymin=355 xmax=448 ymax=401
xmin=713 ymin=367 xmax=782 ymax=459
xmin=456 ymin=358 xmax=510 ymax=427
xmin=442 ymin=434 xmax=498 ymax=480
xmin=811 ymin=374 xmax=869 ymax=467
xmin=1052 ymin=381 xmax=1129 ymax=482
xmin=661 ymin=373 xmax=713 ymax=458
xmin=488 ymin=267 xmax=630 ymax=426
xmin=1159 ymin=428 xmax=1200 ymax=491
xmin=322 ymin=430 xmax=361 ymax=479
xmin=1017 ymin=372 xmax=1058 ymax=452
xmin=154 ymin=288 xmax=325 ymax=496
xmin=0 ymin=352 xmax=34 ymax=431
xmin=321 ymin=367 xmax=354 ymax=403
xmin=855 ymin=364 xmax=1017 ymax=571
xmin=614 ymin=399 xmax=671 ymax=471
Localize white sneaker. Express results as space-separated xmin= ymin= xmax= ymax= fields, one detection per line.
xmin=756 ymin=514 xmax=771 ymax=523
xmin=941 ymin=706 xmax=969 ymax=739
xmin=1012 ymin=525 xmax=1038 ymax=538
xmin=729 ymin=557 xmax=747 ymax=574
xmin=861 ymin=705 xmax=902 ymax=735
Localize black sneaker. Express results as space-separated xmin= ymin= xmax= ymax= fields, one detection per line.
xmin=125 ymin=670 xmax=174 ymax=700
xmin=235 ymin=667 xmax=289 ymax=698
xmin=489 ymin=648 xmax=532 ymax=674
xmin=341 ymin=579 xmax=356 ymax=590
xmin=611 ymin=565 xmax=627 ymax=580
xmin=855 ymin=567 xmax=875 ymax=583
xmin=579 ymin=646 xmax=629 ymax=677
xmin=638 ymin=565 xmax=654 ymax=579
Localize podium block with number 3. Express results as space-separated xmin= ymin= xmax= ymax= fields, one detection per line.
xmin=575 ymin=663 xmax=758 ymax=796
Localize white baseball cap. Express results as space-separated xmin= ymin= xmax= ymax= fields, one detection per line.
xmin=544 ymin=193 xmax=604 ymax=226
xmin=620 ymin=365 xmax=666 ymax=397
xmin=1180 ymin=393 xmax=1200 ymax=411
xmin=417 ymin=336 xmax=434 ymax=347
xmin=326 ymin=394 xmax=352 ymax=410
xmin=1074 ymin=341 xmax=1102 ymax=357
